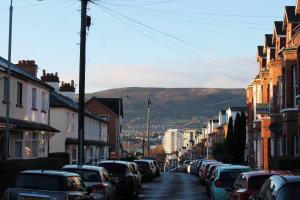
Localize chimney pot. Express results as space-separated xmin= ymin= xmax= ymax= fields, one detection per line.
xmin=43 ymin=70 xmax=46 ymax=76
xmin=71 ymin=80 xmax=74 ymax=87
xmin=55 ymin=72 xmax=58 ymax=76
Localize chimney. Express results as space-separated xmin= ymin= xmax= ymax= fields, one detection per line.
xmin=296 ymin=0 xmax=300 ymax=15
xmin=16 ymin=60 xmax=38 ymax=77
xmin=59 ymin=80 xmax=76 ymax=101
xmin=41 ymin=70 xmax=60 ymax=92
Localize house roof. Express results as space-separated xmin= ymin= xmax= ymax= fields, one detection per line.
xmin=265 ymin=34 xmax=275 ymax=48
xmin=285 ymin=6 xmax=300 ymax=23
xmin=95 ymin=98 xmax=124 ymax=117
xmin=229 ymin=107 xmax=247 ymax=112
xmin=0 ymin=56 xmax=52 ymax=90
xmin=219 ymin=110 xmax=226 ymax=115
xmin=50 ymin=92 xmax=108 ymax=123
xmin=257 ymin=46 xmax=265 ymax=57
xmin=274 ymin=21 xmax=286 ymax=36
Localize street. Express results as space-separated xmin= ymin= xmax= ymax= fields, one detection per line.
xmin=138 ymin=173 xmax=209 ymax=200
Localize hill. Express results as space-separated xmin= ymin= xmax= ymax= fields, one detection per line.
xmin=86 ymin=87 xmax=246 ymax=135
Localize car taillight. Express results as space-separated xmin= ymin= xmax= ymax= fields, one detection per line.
xmin=215 ymin=179 xmax=223 ymax=187
xmin=92 ymin=183 xmax=106 ymax=191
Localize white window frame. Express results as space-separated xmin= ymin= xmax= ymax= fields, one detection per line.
xmin=293 ymin=135 xmax=299 ymax=156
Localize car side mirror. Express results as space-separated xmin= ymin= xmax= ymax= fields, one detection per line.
xmin=86 ymin=186 xmax=93 ymax=195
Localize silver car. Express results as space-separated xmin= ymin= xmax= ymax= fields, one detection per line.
xmin=62 ymin=165 xmax=115 ymax=200
xmin=3 ymin=170 xmax=93 ymax=200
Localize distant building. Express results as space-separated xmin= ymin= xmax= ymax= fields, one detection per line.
xmin=163 ymin=129 xmax=184 ymax=154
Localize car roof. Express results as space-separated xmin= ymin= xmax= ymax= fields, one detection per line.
xmin=270 ymin=175 xmax=300 ymax=184
xmin=62 ymin=165 xmax=104 ymax=172
xmin=240 ymin=170 xmax=292 ymax=179
xmin=99 ymin=160 xmax=129 ymax=165
xmin=218 ymin=165 xmax=250 ymax=171
xmin=21 ymin=170 xmax=79 ymax=177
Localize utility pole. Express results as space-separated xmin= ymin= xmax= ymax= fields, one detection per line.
xmin=78 ymin=0 xmax=88 ymax=165
xmin=3 ymin=0 xmax=13 ymax=160
xmin=146 ymin=98 xmax=151 ymax=157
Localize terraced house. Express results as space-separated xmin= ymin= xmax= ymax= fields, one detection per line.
xmin=247 ymin=1 xmax=300 ymax=171
xmin=0 ymin=58 xmax=59 ymax=159
xmin=41 ymin=71 xmax=109 ymax=164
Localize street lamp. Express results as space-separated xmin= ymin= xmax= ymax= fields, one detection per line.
xmin=3 ymin=0 xmax=13 ymax=160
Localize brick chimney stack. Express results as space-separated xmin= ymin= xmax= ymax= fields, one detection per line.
xmin=296 ymin=0 xmax=300 ymax=15
xmin=41 ymin=70 xmax=60 ymax=92
xmin=16 ymin=60 xmax=38 ymax=77
xmin=59 ymin=80 xmax=76 ymax=101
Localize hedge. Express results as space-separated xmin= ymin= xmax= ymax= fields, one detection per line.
xmin=0 ymin=154 xmax=69 ymax=198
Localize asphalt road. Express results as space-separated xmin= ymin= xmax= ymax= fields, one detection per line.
xmin=138 ymin=172 xmax=209 ymax=200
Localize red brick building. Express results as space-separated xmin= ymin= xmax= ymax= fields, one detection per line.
xmin=85 ymin=97 xmax=123 ymax=159
xmin=247 ymin=2 xmax=300 ymax=171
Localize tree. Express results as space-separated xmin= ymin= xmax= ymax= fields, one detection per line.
xmin=149 ymin=145 xmax=166 ymax=164
xmin=225 ymin=116 xmax=234 ymax=155
xmin=239 ymin=111 xmax=247 ymax=163
xmin=233 ymin=112 xmax=241 ymax=163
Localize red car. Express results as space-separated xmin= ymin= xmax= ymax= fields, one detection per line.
xmin=227 ymin=170 xmax=292 ymax=200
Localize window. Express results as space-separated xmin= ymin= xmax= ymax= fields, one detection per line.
xmin=66 ymin=112 xmax=70 ymax=131
xmin=293 ymin=135 xmax=299 ymax=156
xmin=41 ymin=92 xmax=47 ymax=112
xmin=278 ymin=77 xmax=283 ymax=109
xmin=270 ymin=138 xmax=274 ymax=157
xmin=17 ymin=82 xmax=23 ymax=106
xmin=292 ymin=65 xmax=297 ymax=107
xmin=3 ymin=77 xmax=8 ymax=102
xmin=278 ymin=137 xmax=284 ymax=156
xmin=23 ymin=132 xmax=39 ymax=159
xmin=71 ymin=113 xmax=75 ymax=130
xmin=32 ymin=88 xmax=37 ymax=109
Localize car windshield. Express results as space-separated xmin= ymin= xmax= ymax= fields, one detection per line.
xmin=63 ymin=168 xmax=101 ymax=182
xmin=276 ymin=182 xmax=300 ymax=200
xmin=99 ymin=163 xmax=128 ymax=176
xmin=248 ymin=175 xmax=271 ymax=190
xmin=220 ymin=169 xmax=249 ymax=188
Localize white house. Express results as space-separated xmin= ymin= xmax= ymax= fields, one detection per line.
xmin=0 ymin=59 xmax=59 ymax=159
xmin=41 ymin=71 xmax=109 ymax=165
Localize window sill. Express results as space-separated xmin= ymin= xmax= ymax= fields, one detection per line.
xmin=16 ymin=104 xmax=23 ymax=108
xmin=31 ymin=108 xmax=38 ymax=111
xmin=2 ymin=100 xmax=9 ymax=104
xmin=41 ymin=110 xmax=47 ymax=113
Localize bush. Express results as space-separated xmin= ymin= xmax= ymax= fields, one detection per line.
xmin=0 ymin=156 xmax=68 ymax=198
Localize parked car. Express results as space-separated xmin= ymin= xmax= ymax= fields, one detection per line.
xmin=199 ymin=161 xmax=219 ymax=184
xmin=99 ymin=161 xmax=138 ymax=199
xmin=145 ymin=160 xmax=157 ymax=177
xmin=134 ymin=160 xmax=154 ymax=181
xmin=191 ymin=159 xmax=204 ymax=175
xmin=227 ymin=170 xmax=292 ymax=200
xmin=210 ymin=165 xmax=251 ymax=200
xmin=2 ymin=170 xmax=94 ymax=200
xmin=250 ymin=175 xmax=300 ymax=200
xmin=62 ymin=165 xmax=115 ymax=200
xmin=129 ymin=162 xmax=142 ymax=187
xmin=206 ymin=163 xmax=227 ymax=196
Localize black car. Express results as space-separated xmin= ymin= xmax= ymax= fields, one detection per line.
xmin=134 ymin=160 xmax=154 ymax=181
xmin=99 ymin=160 xmax=138 ymax=199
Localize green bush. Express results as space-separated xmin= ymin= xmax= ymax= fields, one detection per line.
xmin=0 ymin=156 xmax=68 ymax=198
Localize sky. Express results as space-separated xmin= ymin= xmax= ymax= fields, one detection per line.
xmin=0 ymin=0 xmax=296 ymax=92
